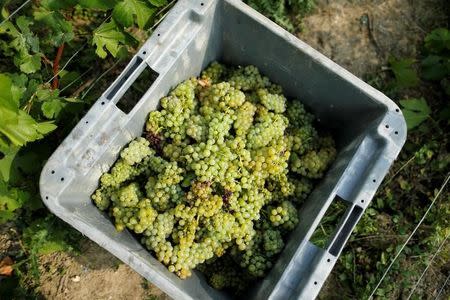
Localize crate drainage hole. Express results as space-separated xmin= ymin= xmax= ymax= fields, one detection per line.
xmin=51 ymin=170 xmax=55 ymax=174
xmin=395 ymin=108 xmax=400 ymax=112
xmin=45 ymin=196 xmax=48 ymax=199
xmin=61 ymin=177 xmax=64 ymax=181
xmin=361 ymin=199 xmax=365 ymax=203
xmin=395 ymin=131 xmax=399 ymax=135
xmin=314 ymin=281 xmax=318 ymax=285
xmin=385 ymin=124 xmax=389 ymax=128
xmin=373 ymin=179 xmax=376 ymax=183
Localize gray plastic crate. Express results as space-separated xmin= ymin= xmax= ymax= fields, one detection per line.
xmin=39 ymin=0 xmax=407 ymax=299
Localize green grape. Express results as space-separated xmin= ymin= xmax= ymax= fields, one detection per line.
xmin=290 ymin=147 xmax=336 ymax=179
xmin=286 ymin=100 xmax=314 ymax=128
xmin=288 ymin=125 xmax=318 ymax=154
xmin=92 ymin=62 xmax=336 ymax=286
xmin=269 ymin=200 xmax=299 ymax=230
xmin=291 ymin=176 xmax=314 ymax=204
xmin=120 ymin=137 xmax=153 ymax=165
xmin=263 ymin=228 xmax=284 ymax=257
xmin=257 ymin=88 xmax=286 ymax=113
xmin=91 ymin=187 xmax=111 ymax=211
xmin=201 ymin=61 xmax=227 ymax=84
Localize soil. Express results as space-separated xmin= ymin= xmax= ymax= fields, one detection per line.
xmin=298 ymin=0 xmax=448 ymax=78
xmin=9 ymin=0 xmax=447 ymax=299
xmin=37 ymin=240 xmax=169 ymax=300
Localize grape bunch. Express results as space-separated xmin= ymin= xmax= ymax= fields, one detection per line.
xmin=92 ymin=62 xmax=336 ymax=292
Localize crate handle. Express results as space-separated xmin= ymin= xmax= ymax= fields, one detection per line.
xmin=328 ymin=205 xmax=363 ymax=256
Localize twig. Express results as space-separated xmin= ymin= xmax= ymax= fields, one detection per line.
xmin=52 ymin=44 xmax=65 ymax=90
xmin=365 ymin=13 xmax=382 ymax=57
xmin=42 ymin=55 xmax=53 ymax=66
xmin=72 ymin=78 xmax=95 ymax=98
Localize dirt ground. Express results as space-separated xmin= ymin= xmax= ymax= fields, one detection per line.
xmin=37 ymin=240 xmax=168 ymax=300
xmin=299 ymin=0 xmax=447 ymax=78
xmin=8 ymin=0 xmax=446 ymax=299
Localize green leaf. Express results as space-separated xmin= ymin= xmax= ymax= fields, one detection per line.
xmin=0 ymin=74 xmax=17 ymax=111
xmin=0 ymin=110 xmax=57 ymax=146
xmin=0 ymin=142 xmax=19 ymax=182
xmin=35 ymin=121 xmax=57 ymax=135
xmin=41 ymin=0 xmax=78 ymax=10
xmin=33 ymin=8 xmax=74 ymax=46
xmin=113 ymin=0 xmax=156 ymax=29
xmin=0 ymin=180 xmax=29 ymax=224
xmin=17 ymin=53 xmax=41 ymax=74
xmin=0 ymin=74 xmax=57 ymax=146
xmin=92 ymin=20 xmax=126 ymax=58
xmin=16 ymin=16 xmax=40 ymax=52
xmin=41 ymin=99 xmax=66 ymax=119
xmin=10 ymin=73 xmax=28 ymax=104
xmin=424 ymin=28 xmax=450 ymax=54
xmin=0 ymin=18 xmax=42 ymax=74
xmin=421 ymin=55 xmax=449 ymax=81
xmin=400 ymin=98 xmax=431 ymax=130
xmin=79 ymin=0 xmax=119 ymax=9
xmin=389 ymin=57 xmax=419 ymax=89
xmin=23 ymin=216 xmax=80 ymax=255
xmin=148 ymin=0 xmax=167 ymax=7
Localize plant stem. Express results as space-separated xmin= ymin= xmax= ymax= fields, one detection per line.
xmin=52 ymin=44 xmax=65 ymax=90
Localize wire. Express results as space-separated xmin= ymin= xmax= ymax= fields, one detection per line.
xmin=45 ymin=43 xmax=88 ymax=85
xmin=368 ymin=173 xmax=450 ymax=300
xmin=406 ymin=234 xmax=449 ymax=299
xmin=435 ymin=274 xmax=449 ymax=300
xmin=0 ymin=0 xmax=31 ymax=27
xmin=81 ymin=59 xmax=122 ymax=100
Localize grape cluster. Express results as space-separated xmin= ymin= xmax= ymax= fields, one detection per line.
xmin=92 ymin=62 xmax=336 ymax=293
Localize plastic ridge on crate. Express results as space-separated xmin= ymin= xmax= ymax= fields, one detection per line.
xmin=39 ymin=0 xmax=407 ymax=299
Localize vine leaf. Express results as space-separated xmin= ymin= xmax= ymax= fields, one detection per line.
xmin=0 ymin=17 xmax=42 ymax=74
xmin=92 ymin=20 xmax=136 ymax=58
xmin=92 ymin=20 xmax=125 ymax=58
xmin=0 ymin=74 xmax=57 ymax=146
xmin=113 ymin=0 xmax=156 ymax=29
xmin=389 ymin=57 xmax=419 ymax=89
xmin=400 ymin=98 xmax=431 ymax=130
xmin=0 ymin=140 xmax=19 ymax=182
xmin=33 ymin=8 xmax=74 ymax=46
xmin=424 ymin=28 xmax=450 ymax=54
